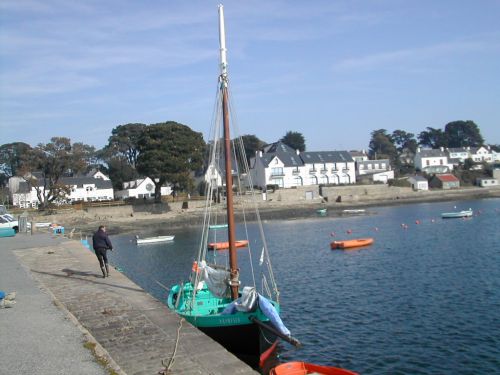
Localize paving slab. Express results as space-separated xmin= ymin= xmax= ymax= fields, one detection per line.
xmin=1 ymin=233 xmax=257 ymax=375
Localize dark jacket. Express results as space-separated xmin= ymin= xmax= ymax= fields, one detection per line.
xmin=92 ymin=229 xmax=113 ymax=251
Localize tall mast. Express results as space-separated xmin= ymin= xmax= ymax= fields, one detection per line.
xmin=218 ymin=4 xmax=239 ymax=300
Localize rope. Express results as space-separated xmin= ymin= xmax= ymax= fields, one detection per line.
xmin=159 ymin=317 xmax=184 ymax=374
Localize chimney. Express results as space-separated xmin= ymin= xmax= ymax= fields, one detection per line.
xmin=296 ymin=149 xmax=300 ymax=155
xmin=440 ymin=147 xmax=444 ymax=152
xmin=417 ymin=147 xmax=421 ymax=153
xmin=259 ymin=150 xmax=263 ymax=157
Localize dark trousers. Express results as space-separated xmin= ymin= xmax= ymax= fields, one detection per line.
xmin=95 ymin=248 xmax=108 ymax=268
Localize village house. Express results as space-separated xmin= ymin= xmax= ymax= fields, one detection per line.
xmin=408 ymin=175 xmax=429 ymax=191
xmin=356 ymin=159 xmax=394 ymax=183
xmin=414 ymin=147 xmax=452 ymax=173
xmin=476 ymin=178 xmax=499 ymax=187
xmin=9 ymin=174 xmax=114 ymax=208
xmin=114 ymin=177 xmax=172 ymax=200
xmin=250 ymin=142 xmax=356 ymax=189
xmin=429 ymin=174 xmax=460 ymax=190
xmin=348 ymin=150 xmax=369 ymax=163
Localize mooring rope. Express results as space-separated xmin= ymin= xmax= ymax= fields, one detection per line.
xmin=160 ymin=317 xmax=184 ymax=374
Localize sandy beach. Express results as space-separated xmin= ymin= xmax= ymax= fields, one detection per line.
xmin=26 ymin=185 xmax=500 ymax=237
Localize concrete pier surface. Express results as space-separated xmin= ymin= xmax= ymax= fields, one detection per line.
xmin=0 ymin=233 xmax=257 ymax=375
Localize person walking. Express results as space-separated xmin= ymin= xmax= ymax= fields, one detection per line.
xmin=92 ymin=225 xmax=113 ymax=278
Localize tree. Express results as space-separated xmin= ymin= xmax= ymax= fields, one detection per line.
xmin=234 ymin=134 xmax=266 ymax=168
xmin=107 ymin=123 xmax=146 ymax=167
xmin=136 ymin=122 xmax=205 ymax=202
xmin=391 ymin=130 xmax=417 ymax=153
xmin=418 ymin=127 xmax=447 ymax=148
xmin=0 ymin=142 xmax=31 ymax=179
xmin=100 ymin=123 xmax=146 ymax=189
xmin=280 ymin=131 xmax=306 ymax=152
xmin=444 ymin=120 xmax=484 ymax=148
xmin=22 ymin=137 xmax=86 ymax=208
xmin=71 ymin=142 xmax=97 ymax=175
xmin=368 ymin=129 xmax=397 ymax=162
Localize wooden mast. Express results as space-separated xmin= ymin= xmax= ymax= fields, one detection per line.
xmin=219 ymin=4 xmax=239 ymax=300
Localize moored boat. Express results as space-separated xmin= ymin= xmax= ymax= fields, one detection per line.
xmin=271 ymin=361 xmax=359 ymax=375
xmin=135 ymin=235 xmax=175 ymax=244
xmin=0 ymin=227 xmax=16 ymax=238
xmin=317 ymin=208 xmax=327 ymax=215
xmin=331 ymin=237 xmax=374 ymax=249
xmin=342 ymin=209 xmax=365 ymax=214
xmin=208 ymin=239 xmax=249 ymax=250
xmin=167 ymin=5 xmax=299 ymax=370
xmin=441 ymin=209 xmax=473 ymax=219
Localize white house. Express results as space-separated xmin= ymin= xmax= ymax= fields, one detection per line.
xmin=476 ymin=178 xmax=498 ymax=187
xmin=470 ymin=146 xmax=493 ymax=163
xmin=446 ymin=147 xmax=471 ymax=166
xmin=356 ymin=159 xmax=394 ymax=183
xmin=114 ymin=177 xmax=172 ymax=199
xmin=250 ymin=142 xmax=356 ymax=189
xmin=349 ymin=150 xmax=369 ymax=163
xmin=414 ymin=147 xmax=452 ymax=173
xmin=408 ymin=175 xmax=429 ymax=191
xmin=9 ymin=175 xmax=114 ymax=208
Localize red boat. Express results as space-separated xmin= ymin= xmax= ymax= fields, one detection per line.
xmin=271 ymin=361 xmax=359 ymax=375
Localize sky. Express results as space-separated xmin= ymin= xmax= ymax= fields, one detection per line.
xmin=1 ymin=0 xmax=500 ymax=152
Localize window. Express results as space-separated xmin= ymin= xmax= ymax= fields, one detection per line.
xmin=426 ymin=160 xmax=430 ymax=166
xmin=271 ymin=167 xmax=284 ymax=176
xmin=440 ymin=159 xmax=443 ymax=165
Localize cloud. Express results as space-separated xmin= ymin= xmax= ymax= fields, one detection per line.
xmin=332 ymin=39 xmax=496 ymax=72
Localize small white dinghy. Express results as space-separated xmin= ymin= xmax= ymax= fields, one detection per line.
xmin=135 ymin=235 xmax=175 ymax=245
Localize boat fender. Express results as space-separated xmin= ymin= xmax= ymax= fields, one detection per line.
xmin=192 ymin=261 xmax=199 ymax=273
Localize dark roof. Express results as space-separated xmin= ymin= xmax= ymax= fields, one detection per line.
xmin=418 ymin=149 xmax=447 ymax=157
xmin=63 ymin=177 xmax=113 ymax=189
xmin=301 ymin=151 xmax=353 ymax=164
xmin=260 ymin=142 xmax=304 ymax=168
xmin=258 ymin=141 xmax=354 ymax=167
xmin=447 ymin=147 xmax=470 ymax=153
xmin=29 ymin=176 xmax=112 ymax=189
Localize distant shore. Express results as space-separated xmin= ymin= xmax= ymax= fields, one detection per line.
xmin=33 ymin=186 xmax=500 ymax=237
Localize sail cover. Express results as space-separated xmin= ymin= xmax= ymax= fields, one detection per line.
xmin=199 ymin=262 xmax=231 ymax=298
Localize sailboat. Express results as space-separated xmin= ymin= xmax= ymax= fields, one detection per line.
xmin=167 ymin=4 xmax=299 ymax=369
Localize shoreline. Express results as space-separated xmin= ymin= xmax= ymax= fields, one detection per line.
xmin=40 ymin=186 xmax=500 ymax=236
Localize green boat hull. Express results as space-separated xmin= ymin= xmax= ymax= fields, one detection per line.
xmin=167 ymin=282 xmax=279 ymax=367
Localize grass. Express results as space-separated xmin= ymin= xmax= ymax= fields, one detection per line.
xmin=83 ymin=340 xmax=120 ymax=375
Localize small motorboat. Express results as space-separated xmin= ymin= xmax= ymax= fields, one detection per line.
xmin=342 ymin=209 xmax=365 ymax=214
xmin=208 ymin=240 xmax=249 ymax=250
xmin=271 ymin=361 xmax=359 ymax=375
xmin=317 ymin=208 xmax=327 ymax=215
xmin=135 ymin=235 xmax=175 ymax=245
xmin=441 ymin=209 xmax=473 ymax=219
xmin=331 ymin=238 xmax=374 ymax=250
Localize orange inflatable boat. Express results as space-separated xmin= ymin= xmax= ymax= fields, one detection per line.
xmin=271 ymin=361 xmax=359 ymax=375
xmin=330 ymin=237 xmax=374 ymax=250
xmin=208 ymin=240 xmax=249 ymax=250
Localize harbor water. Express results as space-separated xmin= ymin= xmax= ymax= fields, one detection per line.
xmin=109 ymin=198 xmax=500 ymax=374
